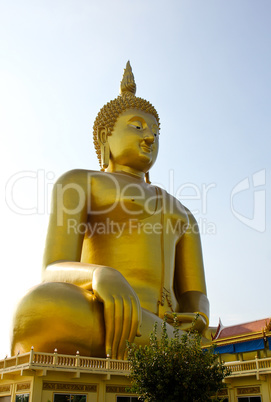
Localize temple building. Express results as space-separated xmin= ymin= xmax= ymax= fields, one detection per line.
xmin=1 ymin=317 xmax=271 ymax=401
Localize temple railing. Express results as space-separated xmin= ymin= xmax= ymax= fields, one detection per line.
xmin=0 ymin=351 xmax=271 ymax=379
xmin=225 ymin=356 xmax=271 ymax=380
xmin=0 ymin=350 xmax=130 ymax=376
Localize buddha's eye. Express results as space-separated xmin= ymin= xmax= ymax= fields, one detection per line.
xmin=152 ymin=125 xmax=159 ymax=137
xmin=129 ymin=122 xmax=143 ymax=130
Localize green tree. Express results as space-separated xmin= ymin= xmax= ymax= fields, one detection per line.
xmin=127 ymin=318 xmax=230 ymax=402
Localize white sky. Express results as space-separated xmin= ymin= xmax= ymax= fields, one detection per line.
xmin=0 ymin=0 xmax=270 ymax=358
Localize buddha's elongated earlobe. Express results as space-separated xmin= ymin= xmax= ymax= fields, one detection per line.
xmin=97 ymin=127 xmax=110 ymax=170
xmin=145 ymin=172 xmax=151 ymax=184
xmin=101 ymin=142 xmax=109 ymax=171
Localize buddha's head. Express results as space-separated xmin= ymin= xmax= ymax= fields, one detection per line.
xmin=93 ymin=62 xmax=160 ymax=177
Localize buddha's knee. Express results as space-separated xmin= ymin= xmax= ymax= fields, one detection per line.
xmin=11 ymin=282 xmax=105 ymax=357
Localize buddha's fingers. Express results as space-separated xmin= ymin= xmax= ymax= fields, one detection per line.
xmin=127 ymin=293 xmax=141 ymax=342
xmin=116 ymin=296 xmax=132 ymax=359
xmin=123 ymin=300 xmax=141 ymax=360
xmin=103 ymin=297 xmax=115 ymax=358
xmin=165 ymin=312 xmax=196 ymax=323
xmin=91 ymin=266 xmax=141 ymax=358
xmin=111 ymin=295 xmax=124 ymax=359
xmin=164 ymin=312 xmax=207 ymax=332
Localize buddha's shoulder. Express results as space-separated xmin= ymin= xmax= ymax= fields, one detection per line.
xmin=159 ymin=188 xmax=195 ymax=224
xmin=55 ymin=169 xmax=103 ymax=185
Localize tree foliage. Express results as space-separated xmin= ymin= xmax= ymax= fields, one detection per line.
xmin=127 ymin=319 xmax=230 ymax=402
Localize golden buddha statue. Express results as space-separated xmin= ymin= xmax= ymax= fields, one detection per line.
xmin=11 ymin=62 xmax=209 ymax=360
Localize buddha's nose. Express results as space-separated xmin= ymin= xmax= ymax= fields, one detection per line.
xmin=143 ymin=132 xmax=155 ymax=144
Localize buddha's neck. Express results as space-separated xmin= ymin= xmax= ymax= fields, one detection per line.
xmin=106 ymin=162 xmax=145 ymax=181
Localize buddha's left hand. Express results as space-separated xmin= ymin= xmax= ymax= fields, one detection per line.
xmin=164 ymin=312 xmax=207 ymax=332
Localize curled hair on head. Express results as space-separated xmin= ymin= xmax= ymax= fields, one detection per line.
xmin=93 ymin=61 xmax=160 ymax=168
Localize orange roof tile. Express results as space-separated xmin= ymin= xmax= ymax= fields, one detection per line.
xmin=214 ymin=318 xmax=271 ymax=340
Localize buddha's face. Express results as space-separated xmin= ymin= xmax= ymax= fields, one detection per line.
xmin=108 ymin=109 xmax=159 ymax=173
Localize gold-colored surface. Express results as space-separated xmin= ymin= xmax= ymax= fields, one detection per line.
xmin=11 ymin=62 xmax=209 ymax=359
xmin=93 ymin=60 xmax=159 ymax=168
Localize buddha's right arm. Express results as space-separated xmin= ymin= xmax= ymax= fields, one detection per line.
xmin=42 ymin=262 xmax=141 ymax=359
xmin=42 ymin=169 xmax=90 ymax=274
xmin=42 ymin=261 xmax=95 ymax=288
xmin=41 ymin=170 xmax=141 ymax=358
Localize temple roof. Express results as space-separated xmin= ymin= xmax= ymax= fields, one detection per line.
xmin=212 ymin=317 xmax=271 ymax=342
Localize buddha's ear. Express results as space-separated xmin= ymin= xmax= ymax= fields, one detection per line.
xmin=97 ymin=126 xmax=110 ymax=170
xmin=97 ymin=126 xmax=109 ymax=145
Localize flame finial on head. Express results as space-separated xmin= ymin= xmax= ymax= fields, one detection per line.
xmin=93 ymin=61 xmax=159 ymax=168
xmin=120 ymin=61 xmax=136 ymax=96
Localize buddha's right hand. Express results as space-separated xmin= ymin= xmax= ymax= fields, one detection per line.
xmin=92 ymin=266 xmax=142 ymax=360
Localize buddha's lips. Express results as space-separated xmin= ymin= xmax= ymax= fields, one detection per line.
xmin=141 ymin=144 xmax=152 ymax=153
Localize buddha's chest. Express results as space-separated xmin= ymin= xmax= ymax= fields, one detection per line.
xmin=88 ymin=174 xmax=159 ymax=221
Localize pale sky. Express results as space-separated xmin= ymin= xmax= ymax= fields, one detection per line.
xmin=0 ymin=0 xmax=270 ymax=358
